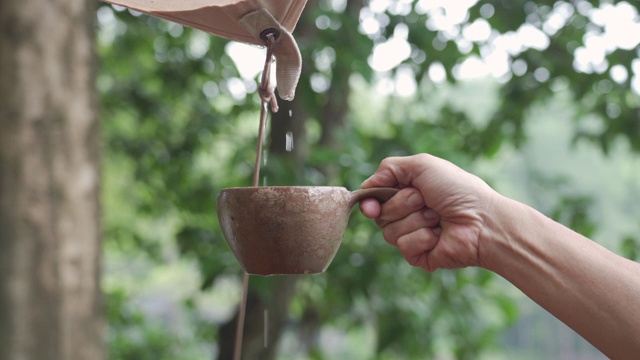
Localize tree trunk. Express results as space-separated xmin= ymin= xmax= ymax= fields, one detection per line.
xmin=318 ymin=0 xmax=362 ymax=149
xmin=0 ymin=0 xmax=104 ymax=359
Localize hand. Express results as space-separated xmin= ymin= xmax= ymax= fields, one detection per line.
xmin=360 ymin=154 xmax=496 ymax=271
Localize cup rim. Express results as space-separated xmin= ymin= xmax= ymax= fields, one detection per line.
xmin=220 ymin=186 xmax=347 ymax=191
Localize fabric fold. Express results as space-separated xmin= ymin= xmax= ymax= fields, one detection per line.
xmin=238 ymin=8 xmax=302 ymax=101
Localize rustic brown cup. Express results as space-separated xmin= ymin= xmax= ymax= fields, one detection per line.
xmin=217 ymin=186 xmax=398 ymax=275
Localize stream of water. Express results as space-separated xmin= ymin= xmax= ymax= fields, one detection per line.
xmin=233 ymin=31 xmax=278 ymax=360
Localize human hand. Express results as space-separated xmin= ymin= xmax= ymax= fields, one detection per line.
xmin=360 ymin=154 xmax=496 ymax=271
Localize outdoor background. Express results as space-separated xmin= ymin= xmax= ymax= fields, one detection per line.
xmin=1 ymin=0 xmax=639 ymax=359
xmin=99 ymin=1 xmax=639 ymax=358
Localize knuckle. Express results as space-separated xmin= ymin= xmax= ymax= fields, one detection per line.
xmin=396 ymin=231 xmax=419 ymax=254
xmin=382 ymin=227 xmax=397 ymax=245
xmin=396 ymin=234 xmax=410 ymax=252
xmin=383 ymin=227 xmax=400 ymax=246
xmin=405 ymin=254 xmax=421 ymax=267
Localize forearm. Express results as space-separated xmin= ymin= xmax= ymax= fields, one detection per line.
xmin=481 ymin=194 xmax=640 ymax=359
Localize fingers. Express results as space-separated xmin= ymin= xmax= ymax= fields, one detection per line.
xmin=359 ymin=187 xmax=426 ymax=222
xmin=419 ymin=224 xmax=481 ymax=271
xmin=397 ymin=229 xmax=471 ymax=272
xmin=361 ymin=154 xmax=437 ymax=190
xmin=361 ymin=156 xmax=409 ymax=189
xmin=361 ymin=186 xmax=442 ymax=266
xmin=382 ymin=209 xmax=440 ymax=245
xmin=375 ymin=188 xmax=426 ymax=227
xmin=359 ymin=198 xmax=381 ymax=219
xmin=361 ymin=154 xmax=487 ymax=273
xmin=397 ymin=227 xmax=440 ymax=267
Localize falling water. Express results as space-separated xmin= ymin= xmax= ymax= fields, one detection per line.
xmin=264 ymin=309 xmax=269 ymax=348
xmin=285 ymin=131 xmax=294 ymax=152
xmin=234 ymin=31 xmax=277 ymax=360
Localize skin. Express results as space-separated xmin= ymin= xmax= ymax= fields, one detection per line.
xmin=360 ymin=153 xmax=640 ymax=359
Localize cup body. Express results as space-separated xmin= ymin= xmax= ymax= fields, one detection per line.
xmin=217 ymin=186 xmax=352 ymax=275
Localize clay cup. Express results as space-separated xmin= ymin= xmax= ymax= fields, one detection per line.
xmin=217 ymin=186 xmax=398 ymax=275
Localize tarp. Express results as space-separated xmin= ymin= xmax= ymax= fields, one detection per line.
xmin=102 ymin=0 xmax=308 ymax=100
xmin=103 ymin=0 xmax=307 ymax=46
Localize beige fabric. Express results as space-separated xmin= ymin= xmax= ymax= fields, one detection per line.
xmin=103 ymin=0 xmax=306 ymax=99
xmin=238 ymin=9 xmax=301 ymax=100
xmin=103 ymin=0 xmax=306 ymax=45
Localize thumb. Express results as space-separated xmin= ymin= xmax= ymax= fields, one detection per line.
xmin=362 ymin=166 xmax=402 ymax=189
xmin=362 ymin=156 xmax=410 ymax=189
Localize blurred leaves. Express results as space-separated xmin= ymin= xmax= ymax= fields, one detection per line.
xmin=99 ymin=0 xmax=638 ymax=359
xmin=107 ymin=286 xmax=211 ymax=360
xmin=621 ymin=236 xmax=640 ymax=261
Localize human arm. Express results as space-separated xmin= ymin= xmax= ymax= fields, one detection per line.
xmin=360 ymin=154 xmax=640 ymax=358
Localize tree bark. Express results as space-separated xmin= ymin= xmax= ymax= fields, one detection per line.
xmin=318 ymin=0 xmax=363 ymax=149
xmin=0 ymin=0 xmax=104 ymax=359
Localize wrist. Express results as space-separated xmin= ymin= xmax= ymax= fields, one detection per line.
xmin=476 ymin=192 xmax=525 ymax=272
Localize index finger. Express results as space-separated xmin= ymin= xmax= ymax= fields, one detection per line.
xmin=376 ymin=187 xmax=426 ymax=227
xmin=362 ymin=156 xmax=425 ymax=190
xmin=361 ymin=157 xmax=404 ymax=189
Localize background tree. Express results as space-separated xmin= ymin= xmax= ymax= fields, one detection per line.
xmin=0 ymin=0 xmax=104 ymax=359
xmin=99 ymin=0 xmax=639 ymax=359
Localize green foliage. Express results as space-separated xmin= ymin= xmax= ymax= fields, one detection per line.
xmin=99 ymin=1 xmax=639 ymax=359
xmin=107 ymin=286 xmax=212 ymax=360
xmin=99 ymin=5 xmax=256 ymax=284
xmin=621 ymin=236 xmax=640 ymax=261
xmin=550 ymin=194 xmax=597 ymax=237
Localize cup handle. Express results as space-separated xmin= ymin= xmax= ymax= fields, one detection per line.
xmin=349 ymin=187 xmax=399 ymax=207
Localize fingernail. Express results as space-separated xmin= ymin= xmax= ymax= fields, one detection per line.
xmin=407 ymin=192 xmax=423 ymax=207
